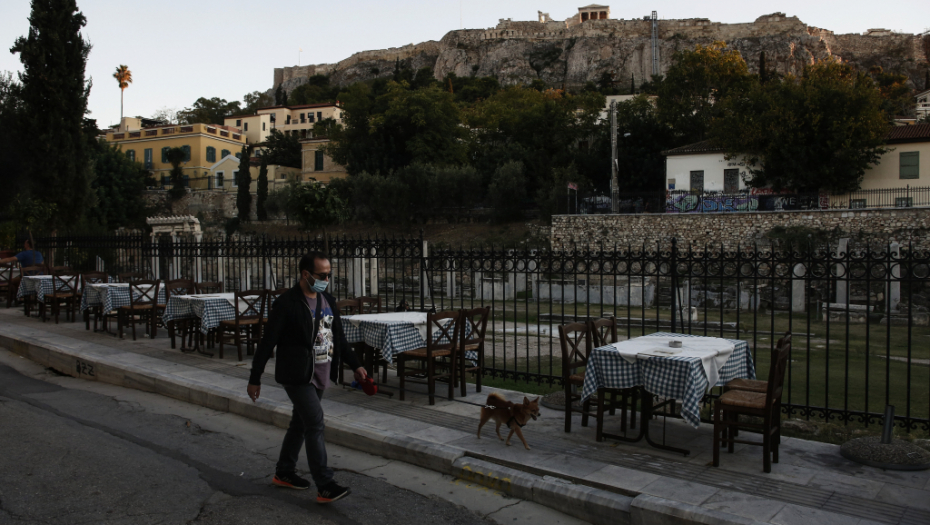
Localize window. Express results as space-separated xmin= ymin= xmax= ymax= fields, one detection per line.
xmin=232 ymin=170 xmax=239 ymax=187
xmin=314 ymin=150 xmax=324 ymax=171
xmin=181 ymin=145 xmax=191 ymax=162
xmin=244 ymin=122 xmax=248 ymax=131
xmin=161 ymin=175 xmax=170 ymax=186
xmin=262 ymin=122 xmax=266 ymax=131
xmin=221 ymin=149 xmax=231 ymax=159
xmin=896 ymin=197 xmax=913 ymax=208
xmin=286 ymin=115 xmax=291 ymax=124
xmin=206 ymin=146 xmax=216 ymax=163
xmin=690 ymin=170 xmax=704 ymax=192
xmin=161 ymin=147 xmax=170 ymax=163
xmin=317 ymin=112 xmax=322 ymax=121
xmin=900 ymin=152 xmax=919 ymax=179
xmin=724 ymin=169 xmax=739 ymax=193
xmin=308 ymin=113 xmax=315 ymax=123
xmin=182 ymin=174 xmax=190 ymax=187
xmin=126 ymin=150 xmax=136 ymax=162
xmin=851 ymin=199 xmax=867 ymax=209
xmin=235 ymin=152 xmax=241 ymax=159
xmin=236 ymin=119 xmax=241 ymax=127
xmin=144 ymin=148 xmax=153 ymax=170
xmin=216 ymin=171 xmax=224 ymax=188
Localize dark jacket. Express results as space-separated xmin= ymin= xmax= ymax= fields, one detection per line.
xmin=249 ymin=285 xmax=361 ymax=386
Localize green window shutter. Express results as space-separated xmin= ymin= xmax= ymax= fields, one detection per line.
xmin=182 ymin=145 xmax=191 ymax=162
xmin=315 ymin=150 xmax=324 ymax=171
xmin=206 ymin=146 xmax=216 ymax=163
xmin=161 ymin=147 xmax=170 ymax=163
xmin=221 ymin=149 xmax=230 ymax=159
xmin=126 ymin=150 xmax=135 ymax=161
xmin=144 ymin=148 xmax=153 ymax=169
xmin=900 ymin=152 xmax=919 ymax=179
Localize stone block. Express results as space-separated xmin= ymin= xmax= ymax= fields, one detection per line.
xmin=154 ymin=377 xmax=191 ymax=403
xmin=532 ymin=477 xmax=634 ymax=525
xmin=451 ymin=456 xmax=537 ymax=501
xmin=189 ymin=386 xmax=229 ymax=412
xmin=122 ymin=369 xmax=156 ymax=392
xmin=631 ymin=494 xmax=767 ymax=525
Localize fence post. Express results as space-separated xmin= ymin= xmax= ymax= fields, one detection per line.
xmin=420 ymin=231 xmax=428 ymax=310
xmin=670 ymin=238 xmax=678 ymax=333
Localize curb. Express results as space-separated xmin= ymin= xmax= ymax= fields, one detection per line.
xmin=0 ymin=329 xmax=760 ymax=525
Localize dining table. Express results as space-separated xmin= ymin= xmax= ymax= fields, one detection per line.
xmin=342 ymin=311 xmax=475 ymax=364
xmin=81 ymin=281 xmax=165 ymax=317
xmin=581 ymin=332 xmax=755 ymax=455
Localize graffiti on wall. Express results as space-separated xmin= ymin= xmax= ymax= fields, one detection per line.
xmin=666 ymin=190 xmax=829 ymax=213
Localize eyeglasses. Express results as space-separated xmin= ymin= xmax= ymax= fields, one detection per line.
xmin=311 ymin=272 xmax=332 ymax=280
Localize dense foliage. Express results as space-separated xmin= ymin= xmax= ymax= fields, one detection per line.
xmin=236 ymin=146 xmax=252 ymax=222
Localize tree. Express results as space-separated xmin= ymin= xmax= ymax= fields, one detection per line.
xmin=256 ymin=156 xmax=269 ymax=221
xmin=614 ymin=95 xmax=676 ymax=193
xmin=712 ymin=60 xmax=889 ymax=193
xmin=242 ymin=90 xmax=273 ymax=114
xmin=90 ymin=140 xmax=150 ymax=229
xmin=261 ymin=129 xmax=301 ymax=168
xmin=287 ymin=74 xmax=338 ymax=105
xmin=285 ymin=179 xmax=349 ymax=234
xmin=0 ymin=72 xmax=26 ymax=213
xmin=868 ymin=66 xmax=913 ymax=119
xmin=113 ymin=64 xmax=132 ymax=120
xmin=487 ymin=161 xmax=527 ymax=222
xmin=11 ymin=0 xmax=94 ymax=230
xmin=758 ymin=51 xmax=768 ymax=84
xmin=655 ymin=41 xmax=753 ymax=144
xmin=165 ymin=147 xmax=187 ymax=200
xmin=274 ymin=85 xmax=286 ymax=106
xmin=236 ymin=145 xmax=252 ymax=222
xmin=151 ymin=106 xmax=179 ymax=124
xmin=177 ymin=97 xmax=241 ymax=124
xmin=630 ymin=73 xmax=635 ymax=94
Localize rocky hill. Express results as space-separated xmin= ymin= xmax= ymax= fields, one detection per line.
xmin=272 ymin=12 xmax=930 ymax=94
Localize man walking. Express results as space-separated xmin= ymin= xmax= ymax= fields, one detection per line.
xmin=247 ymin=252 xmax=367 ymax=504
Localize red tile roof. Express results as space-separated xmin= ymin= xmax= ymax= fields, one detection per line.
xmin=662 ymin=140 xmax=725 ymax=156
xmin=886 ymin=123 xmax=930 ymax=144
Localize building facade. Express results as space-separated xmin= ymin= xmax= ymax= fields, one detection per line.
xmin=300 ymin=138 xmax=347 ymax=183
xmin=224 ymin=103 xmax=343 ymax=144
xmin=106 ymin=119 xmax=246 ymax=190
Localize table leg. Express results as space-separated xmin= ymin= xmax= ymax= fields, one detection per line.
xmin=598 ymin=386 xmax=690 ymax=456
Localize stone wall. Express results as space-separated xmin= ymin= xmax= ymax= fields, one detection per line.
xmin=143 ymin=191 xmax=276 ymax=223
xmin=551 ymin=208 xmax=930 ymax=251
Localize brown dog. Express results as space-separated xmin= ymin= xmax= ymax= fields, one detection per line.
xmin=477 ymin=393 xmax=540 ymax=450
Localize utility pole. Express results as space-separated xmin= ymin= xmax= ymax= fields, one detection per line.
xmin=610 ymin=101 xmax=619 ymax=213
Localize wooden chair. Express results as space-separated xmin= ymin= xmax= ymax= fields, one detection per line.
xmin=50 ymin=266 xmax=73 ymax=274
xmin=454 ymin=306 xmax=490 ymax=397
xmin=398 ymin=310 xmax=460 ymax=405
xmin=335 ymin=298 xmax=360 ymax=315
xmin=713 ymin=332 xmax=792 ymax=473
xmin=218 ymin=290 xmax=266 ymax=361
xmin=0 ymin=263 xmax=15 ymax=308
xmin=589 ymin=317 xmax=638 ymax=440
xmin=357 ymin=296 xmax=382 ymax=314
xmin=117 ymin=271 xmax=144 ymax=283
xmin=118 ymin=280 xmax=161 ymax=340
xmin=81 ymin=271 xmax=109 ymax=331
xmin=18 ymin=265 xmax=47 ymax=317
xmin=194 ymin=281 xmax=224 ymax=294
xmin=162 ymin=279 xmax=195 ymax=349
xmin=559 ymin=322 xmax=596 ymax=433
xmin=40 ymin=273 xmax=79 ymax=323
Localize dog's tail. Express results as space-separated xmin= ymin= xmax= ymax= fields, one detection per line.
xmin=485 ymin=392 xmax=507 ymax=407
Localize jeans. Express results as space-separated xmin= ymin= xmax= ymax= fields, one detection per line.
xmin=276 ymin=384 xmax=333 ymax=487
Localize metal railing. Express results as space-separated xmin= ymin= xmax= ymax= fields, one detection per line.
xmin=34 ymin=233 xmax=930 ymax=432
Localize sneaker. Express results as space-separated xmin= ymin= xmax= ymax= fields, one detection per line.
xmin=272 ymin=472 xmax=310 ymax=490
xmin=316 ymin=482 xmax=350 ymax=504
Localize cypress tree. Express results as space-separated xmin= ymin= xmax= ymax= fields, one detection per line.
xmin=256 ymin=155 xmax=269 ymax=221
xmin=236 ymin=146 xmax=252 ymax=222
xmin=11 ymin=0 xmax=93 ymax=230
xmin=925 ymin=70 xmax=929 ymax=91
xmin=759 ymin=51 xmax=768 ymax=84
xmin=274 ymin=85 xmax=284 ymax=105
xmin=630 ymin=73 xmax=635 ymax=94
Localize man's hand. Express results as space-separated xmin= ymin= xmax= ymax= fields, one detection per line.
xmin=353 ymin=367 xmax=368 ymax=384
xmin=247 ymin=383 xmax=261 ymax=402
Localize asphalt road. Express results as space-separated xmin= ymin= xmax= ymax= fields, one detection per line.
xmin=0 ymin=351 xmax=583 ymax=525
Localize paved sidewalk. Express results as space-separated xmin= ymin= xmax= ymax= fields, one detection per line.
xmin=1 ymin=307 xmax=927 ymax=525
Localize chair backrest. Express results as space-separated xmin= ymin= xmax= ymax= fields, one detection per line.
xmin=118 ymin=271 xmax=144 ymax=283
xmin=335 ymin=298 xmax=360 ymax=315
xmin=460 ymin=306 xmax=490 ymax=348
xmin=51 ymin=266 xmax=73 ymax=275
xmin=81 ymin=271 xmax=108 ymax=287
xmin=589 ymin=317 xmax=618 ymax=348
xmin=21 ymin=265 xmax=47 ymax=277
xmin=358 ymin=296 xmax=382 ymax=314
xmin=164 ymin=279 xmax=195 ymax=300
xmin=52 ymin=273 xmax=78 ymax=294
xmin=0 ymin=263 xmax=13 ymax=284
xmin=128 ymin=280 xmax=160 ymax=307
xmin=195 ymin=281 xmax=223 ymax=294
xmin=765 ymin=332 xmax=792 ymax=406
xmin=234 ymin=290 xmax=266 ymax=322
xmin=266 ymin=288 xmax=288 ymax=314
xmin=558 ymin=322 xmax=591 ymax=373
xmin=425 ymin=310 xmax=461 ymax=355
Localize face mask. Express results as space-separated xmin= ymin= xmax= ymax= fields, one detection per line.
xmin=311 ymin=279 xmax=329 ymax=293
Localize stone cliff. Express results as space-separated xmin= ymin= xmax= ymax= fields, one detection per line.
xmin=272 ymin=13 xmax=929 ymax=95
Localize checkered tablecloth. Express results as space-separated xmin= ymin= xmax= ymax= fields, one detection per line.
xmin=162 ymin=294 xmax=237 ymax=334
xmin=80 ymin=283 xmax=165 ymax=314
xmin=17 ymin=275 xmax=53 ymax=301
xmin=581 ymin=332 xmax=756 ymax=428
xmin=342 ymin=314 xmax=473 ymax=364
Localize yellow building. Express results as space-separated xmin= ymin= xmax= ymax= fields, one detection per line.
xmin=207 ymin=154 xmax=300 ymax=193
xmin=300 ymin=138 xmax=347 ymax=183
xmin=105 ymin=118 xmax=247 ymax=190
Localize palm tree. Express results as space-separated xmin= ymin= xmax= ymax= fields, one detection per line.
xmin=113 ymin=65 xmax=132 ymax=121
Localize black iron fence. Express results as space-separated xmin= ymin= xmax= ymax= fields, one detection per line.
xmin=36 ymin=234 xmax=930 ymax=433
